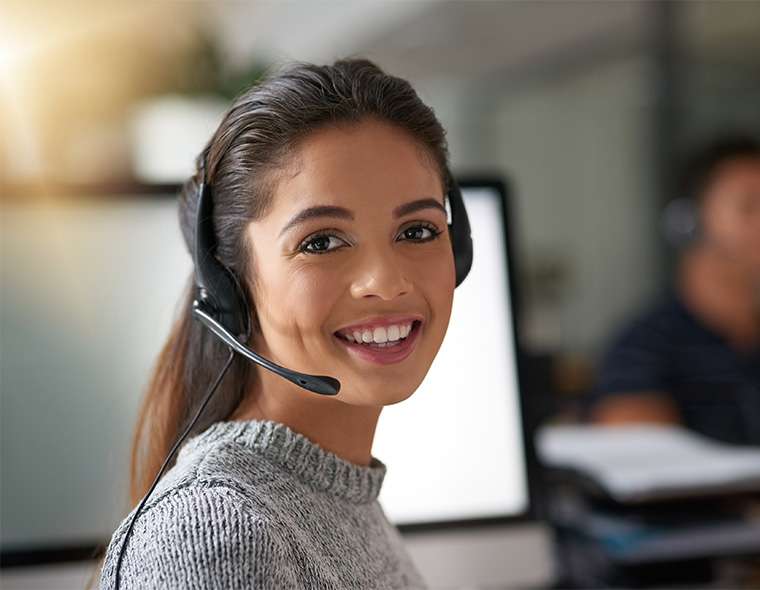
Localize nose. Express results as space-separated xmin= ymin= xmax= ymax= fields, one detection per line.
xmin=349 ymin=244 xmax=413 ymax=301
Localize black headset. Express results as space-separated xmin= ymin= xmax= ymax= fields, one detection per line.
xmin=662 ymin=197 xmax=700 ymax=248
xmin=112 ymin=153 xmax=472 ymax=588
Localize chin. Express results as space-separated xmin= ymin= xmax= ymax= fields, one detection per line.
xmin=343 ymin=381 xmax=420 ymax=407
xmin=382 ymin=392 xmax=416 ymax=407
xmin=380 ymin=383 xmax=418 ymax=404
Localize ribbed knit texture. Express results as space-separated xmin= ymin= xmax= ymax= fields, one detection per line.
xmin=98 ymin=419 xmax=427 ymax=589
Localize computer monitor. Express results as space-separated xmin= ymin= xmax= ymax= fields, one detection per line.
xmin=375 ymin=179 xmax=531 ymax=528
xmin=0 ymin=178 xmax=531 ymax=563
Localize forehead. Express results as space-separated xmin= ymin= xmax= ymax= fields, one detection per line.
xmin=271 ymin=119 xmax=444 ymax=213
xmin=710 ymin=157 xmax=760 ymax=190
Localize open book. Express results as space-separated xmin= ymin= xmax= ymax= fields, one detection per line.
xmin=536 ymin=424 xmax=760 ymax=503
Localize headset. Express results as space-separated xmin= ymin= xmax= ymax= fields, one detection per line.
xmin=661 ymin=196 xmax=700 ymax=248
xmin=112 ymin=153 xmax=473 ymax=589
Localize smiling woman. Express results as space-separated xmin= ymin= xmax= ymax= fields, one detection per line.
xmin=240 ymin=118 xmax=457 ymax=411
xmin=94 ymin=58 xmax=467 ymax=590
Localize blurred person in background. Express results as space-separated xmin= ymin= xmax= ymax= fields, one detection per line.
xmin=587 ymin=134 xmax=760 ymax=446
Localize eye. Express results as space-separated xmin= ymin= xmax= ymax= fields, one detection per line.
xmin=397 ymin=222 xmax=443 ymax=243
xmin=298 ymin=232 xmax=348 ymax=255
xmin=297 ymin=222 xmax=443 ymax=256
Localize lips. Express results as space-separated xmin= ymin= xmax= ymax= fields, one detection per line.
xmin=333 ymin=320 xmax=423 ymax=365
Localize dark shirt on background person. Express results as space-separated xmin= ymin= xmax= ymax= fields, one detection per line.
xmin=588 ymin=290 xmax=760 ymax=446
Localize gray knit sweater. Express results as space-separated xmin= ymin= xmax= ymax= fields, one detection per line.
xmin=98 ymin=419 xmax=427 ymax=589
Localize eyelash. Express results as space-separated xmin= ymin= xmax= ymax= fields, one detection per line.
xmin=298 ymin=222 xmax=443 ymax=255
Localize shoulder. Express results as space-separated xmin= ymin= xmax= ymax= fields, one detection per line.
xmin=593 ymin=295 xmax=685 ymax=396
xmin=604 ymin=293 xmax=688 ymax=357
xmin=98 ymin=484 xmax=288 ymax=590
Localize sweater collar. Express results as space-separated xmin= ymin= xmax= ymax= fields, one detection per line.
xmin=179 ymin=419 xmax=387 ymax=504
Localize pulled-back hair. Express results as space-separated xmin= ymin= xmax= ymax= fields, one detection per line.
xmin=88 ymin=56 xmax=450 ymax=587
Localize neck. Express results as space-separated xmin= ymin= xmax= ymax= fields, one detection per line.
xmin=678 ymin=244 xmax=760 ymax=350
xmin=229 ymin=369 xmax=382 ymax=467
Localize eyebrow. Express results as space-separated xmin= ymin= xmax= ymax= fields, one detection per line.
xmin=278 ymin=197 xmax=447 ymax=238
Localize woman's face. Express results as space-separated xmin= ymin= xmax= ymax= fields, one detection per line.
xmin=244 ymin=118 xmax=456 ymax=407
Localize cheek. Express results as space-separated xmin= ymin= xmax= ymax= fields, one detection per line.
xmin=704 ymin=205 xmax=745 ymax=249
xmin=287 ymin=271 xmax=339 ymax=335
xmin=703 ymin=211 xmax=760 ymax=273
xmin=417 ymin=250 xmax=456 ymax=329
xmin=254 ymin=260 xmax=340 ymax=340
xmin=434 ymin=245 xmax=457 ymax=292
xmin=738 ymin=221 xmax=760 ymax=270
xmin=717 ymin=215 xmax=759 ymax=253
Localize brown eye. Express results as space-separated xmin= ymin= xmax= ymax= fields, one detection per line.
xmin=299 ymin=233 xmax=348 ymax=255
xmin=398 ymin=223 xmax=442 ymax=243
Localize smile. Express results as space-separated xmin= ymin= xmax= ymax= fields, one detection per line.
xmin=333 ymin=320 xmax=423 ymax=365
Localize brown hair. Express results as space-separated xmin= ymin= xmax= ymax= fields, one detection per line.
xmin=87 ymin=56 xmax=449 ymax=587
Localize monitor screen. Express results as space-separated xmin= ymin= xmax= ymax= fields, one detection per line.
xmin=0 ymin=180 xmax=529 ymax=556
xmin=375 ymin=182 xmax=529 ymax=526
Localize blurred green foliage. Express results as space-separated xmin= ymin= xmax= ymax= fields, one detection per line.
xmin=170 ymin=26 xmax=269 ymax=101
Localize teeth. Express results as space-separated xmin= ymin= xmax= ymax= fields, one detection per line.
xmin=339 ymin=321 xmax=415 ymax=344
xmin=373 ymin=326 xmax=388 ymax=343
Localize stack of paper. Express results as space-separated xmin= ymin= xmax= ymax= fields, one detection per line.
xmin=536 ymin=424 xmax=760 ymax=503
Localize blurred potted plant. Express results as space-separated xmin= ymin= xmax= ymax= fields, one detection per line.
xmin=129 ymin=26 xmax=269 ymax=183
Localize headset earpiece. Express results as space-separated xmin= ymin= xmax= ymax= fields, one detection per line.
xmin=446 ymin=170 xmax=473 ymax=287
xmin=662 ymin=197 xmax=700 ymax=248
xmin=193 ymin=162 xmax=251 ymax=341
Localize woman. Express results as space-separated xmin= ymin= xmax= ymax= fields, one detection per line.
xmin=95 ymin=58 xmax=463 ymax=589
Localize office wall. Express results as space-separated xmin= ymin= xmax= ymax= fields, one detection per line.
xmin=431 ymin=55 xmax=660 ymax=360
xmin=491 ymin=56 xmax=661 ymax=358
